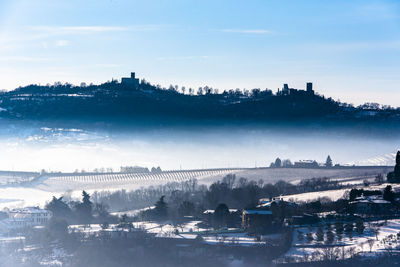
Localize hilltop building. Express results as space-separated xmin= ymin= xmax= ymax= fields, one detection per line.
xmin=120 ymin=166 xmax=150 ymax=173
xmin=306 ymin=82 xmax=314 ymax=94
xmin=294 ymin=160 xmax=319 ymax=168
xmin=121 ymin=72 xmax=140 ymax=89
xmin=279 ymin=82 xmax=315 ymax=96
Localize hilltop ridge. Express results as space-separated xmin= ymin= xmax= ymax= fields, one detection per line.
xmin=0 ymin=72 xmax=399 ymax=129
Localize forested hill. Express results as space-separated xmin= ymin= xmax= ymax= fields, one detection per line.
xmin=0 ymin=80 xmax=398 ymax=128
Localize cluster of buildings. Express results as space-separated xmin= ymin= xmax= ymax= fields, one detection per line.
xmin=0 ymin=207 xmax=52 ymax=234
xmin=278 ymin=82 xmax=315 ymax=96
xmin=120 ymin=166 xmax=162 ymax=173
xmin=120 ymin=72 xmax=317 ymax=98
xmin=293 ymin=160 xmax=319 ymax=168
xmin=349 ymin=195 xmax=392 ymax=214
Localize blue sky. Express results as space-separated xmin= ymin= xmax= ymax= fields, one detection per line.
xmin=0 ymin=0 xmax=399 ymax=105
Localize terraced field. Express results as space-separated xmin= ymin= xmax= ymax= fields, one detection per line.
xmin=31 ymin=166 xmax=392 ymax=192
xmin=35 ymin=168 xmax=244 ymax=191
xmin=0 ymin=166 xmax=393 ymax=209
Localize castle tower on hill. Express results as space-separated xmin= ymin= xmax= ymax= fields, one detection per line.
xmin=121 ymin=72 xmax=140 ymax=89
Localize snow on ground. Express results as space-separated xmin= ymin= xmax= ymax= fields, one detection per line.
xmin=285 ymin=219 xmax=400 ymax=262
xmin=0 ymin=168 xmax=392 ymax=210
xmin=209 ymin=167 xmax=391 ymax=186
xmin=281 ymin=183 xmax=400 ymax=203
xmin=68 ymin=221 xmax=273 ymax=246
xmin=282 ymin=189 xmax=348 ymax=202
xmin=0 ymin=187 xmax=61 ymax=210
xmin=110 ymin=206 xmax=154 ymax=217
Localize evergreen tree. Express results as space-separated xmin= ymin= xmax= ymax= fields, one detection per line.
xmin=274 ymin=158 xmax=282 ymax=168
xmin=316 ymin=226 xmax=324 ymax=242
xmin=325 ymin=155 xmax=333 ymax=167
xmin=306 ymin=232 xmax=313 ymax=243
xmin=75 ymin=190 xmax=93 ymax=223
xmin=356 ymin=219 xmax=365 ymax=235
xmin=345 ymin=222 xmax=353 ymax=239
xmin=214 ymin=203 xmax=230 ymax=229
xmin=387 ymin=151 xmax=400 ymax=182
xmin=396 ymin=151 xmax=400 ymax=177
xmin=154 ymin=196 xmax=168 ymax=221
xmin=326 ymin=229 xmax=334 ymax=244
xmin=45 ymin=196 xmax=72 ymax=219
xmin=335 ymin=221 xmax=344 ymax=240
xmin=383 ymin=185 xmax=395 ymax=202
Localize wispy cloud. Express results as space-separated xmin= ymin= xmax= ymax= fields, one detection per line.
xmin=0 ymin=25 xmax=164 ymax=50
xmin=55 ymin=40 xmax=70 ymax=47
xmin=29 ymin=25 xmax=162 ymax=35
xmin=220 ymin=29 xmax=271 ymax=34
xmin=156 ymin=55 xmax=209 ymax=61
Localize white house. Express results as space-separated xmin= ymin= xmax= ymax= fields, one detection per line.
xmin=0 ymin=207 xmax=52 ymax=233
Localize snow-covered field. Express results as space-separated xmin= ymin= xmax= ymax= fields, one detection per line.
xmin=0 ymin=169 xmax=241 ymax=209
xmin=280 ymin=183 xmax=400 ymax=203
xmin=284 ymin=219 xmax=400 ymax=262
xmin=69 ymin=220 xmax=274 ymax=247
xmin=36 ymin=168 xmax=242 ymax=192
xmin=204 ymin=167 xmax=391 ymax=185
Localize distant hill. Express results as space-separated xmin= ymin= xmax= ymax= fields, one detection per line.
xmin=0 ymin=77 xmax=399 ymax=130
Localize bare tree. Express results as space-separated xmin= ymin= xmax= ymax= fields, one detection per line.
xmin=382 ymin=234 xmax=396 ymax=256
xmin=369 ymin=223 xmax=380 ymax=240
xmin=367 ymin=238 xmax=375 ymax=252
xmin=222 ymin=174 xmax=236 ymax=189
xmin=346 ymin=247 xmax=356 ymax=258
xmin=375 ymin=174 xmax=384 ymax=184
xmin=322 ymin=247 xmax=340 ymax=262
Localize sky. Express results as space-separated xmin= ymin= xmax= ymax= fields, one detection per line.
xmin=0 ymin=0 xmax=399 ymax=106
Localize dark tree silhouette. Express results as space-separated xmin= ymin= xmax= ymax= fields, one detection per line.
xmin=213 ymin=203 xmax=230 ymax=229
xmin=75 ymin=190 xmax=93 ymax=223
xmin=388 ymin=151 xmax=400 ymax=183
xmin=316 ymin=226 xmax=324 ymax=242
xmin=154 ymin=196 xmax=168 ymax=221
xmin=356 ymin=219 xmax=365 ymax=234
xmin=46 ymin=196 xmax=72 ymax=219
xmin=325 ymin=155 xmax=333 ymax=167
xmin=325 ymin=229 xmax=334 ymax=244
xmin=274 ymin=158 xmax=282 ymax=168
xmin=383 ymin=185 xmax=395 ymax=202
xmin=345 ymin=222 xmax=353 ymax=240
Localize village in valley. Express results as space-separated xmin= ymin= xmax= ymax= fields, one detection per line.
xmin=0 ymin=152 xmax=398 ymax=266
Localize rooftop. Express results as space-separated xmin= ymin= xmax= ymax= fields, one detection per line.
xmin=243 ymin=210 xmax=272 ymax=215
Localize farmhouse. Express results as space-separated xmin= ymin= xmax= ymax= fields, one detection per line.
xmin=241 ymin=209 xmax=273 ymax=230
xmin=349 ymin=195 xmax=392 ymax=214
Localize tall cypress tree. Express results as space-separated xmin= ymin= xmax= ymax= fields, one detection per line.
xmin=387 ymin=151 xmax=400 ymax=183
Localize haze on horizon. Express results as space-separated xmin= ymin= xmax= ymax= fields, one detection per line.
xmin=0 ymin=0 xmax=399 ymax=106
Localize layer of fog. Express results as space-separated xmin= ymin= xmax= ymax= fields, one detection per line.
xmin=0 ymin=125 xmax=397 ymax=173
